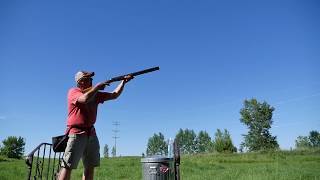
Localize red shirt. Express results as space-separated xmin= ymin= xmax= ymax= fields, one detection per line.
xmin=66 ymin=88 xmax=106 ymax=135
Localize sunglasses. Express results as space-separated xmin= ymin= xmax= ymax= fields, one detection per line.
xmin=80 ymin=77 xmax=93 ymax=82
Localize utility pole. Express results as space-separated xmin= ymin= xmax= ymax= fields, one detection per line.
xmin=112 ymin=121 xmax=120 ymax=157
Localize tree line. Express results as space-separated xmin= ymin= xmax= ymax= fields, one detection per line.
xmin=295 ymin=130 xmax=320 ymax=149
xmin=145 ymin=98 xmax=320 ymax=156
xmin=1 ymin=99 xmax=319 ymax=159
xmin=146 ymin=128 xmax=237 ymax=156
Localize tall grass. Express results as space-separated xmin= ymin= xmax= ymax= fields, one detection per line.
xmin=1 ymin=150 xmax=319 ymax=180
xmin=181 ymin=150 xmax=320 ymax=180
xmin=0 ymin=156 xmax=26 ymax=180
xmin=71 ymin=156 xmax=141 ymax=180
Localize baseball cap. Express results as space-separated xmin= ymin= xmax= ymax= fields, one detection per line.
xmin=75 ymin=71 xmax=95 ymax=83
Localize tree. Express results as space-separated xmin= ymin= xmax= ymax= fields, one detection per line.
xmin=0 ymin=136 xmax=26 ymax=159
xmin=309 ymin=130 xmax=320 ymax=147
xmin=175 ymin=129 xmax=197 ymax=154
xmin=213 ymin=129 xmax=237 ymax=153
xmin=196 ymin=130 xmax=213 ymax=153
xmin=146 ymin=132 xmax=167 ymax=156
xmin=240 ymin=99 xmax=279 ymax=151
xmin=295 ymin=130 xmax=320 ymax=149
xmin=295 ymin=136 xmax=311 ymax=149
xmin=111 ymin=146 xmax=116 ymax=157
xmin=103 ymin=144 xmax=109 ymax=158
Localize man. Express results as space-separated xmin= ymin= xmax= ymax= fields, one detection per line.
xmin=58 ymin=71 xmax=133 ymax=180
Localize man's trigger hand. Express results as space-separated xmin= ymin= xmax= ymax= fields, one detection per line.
xmin=95 ymin=82 xmax=108 ymax=90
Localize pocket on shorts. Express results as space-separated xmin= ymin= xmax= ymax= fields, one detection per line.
xmin=66 ymin=135 xmax=76 ymax=151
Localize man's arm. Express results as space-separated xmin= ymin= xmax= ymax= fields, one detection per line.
xmin=78 ymin=82 xmax=107 ymax=104
xmin=101 ymin=75 xmax=133 ymax=101
xmin=101 ymin=80 xmax=126 ymax=101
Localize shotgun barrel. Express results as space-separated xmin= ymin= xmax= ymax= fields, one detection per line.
xmin=107 ymin=66 xmax=160 ymax=83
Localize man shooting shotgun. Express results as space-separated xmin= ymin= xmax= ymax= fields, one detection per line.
xmin=58 ymin=67 xmax=159 ymax=180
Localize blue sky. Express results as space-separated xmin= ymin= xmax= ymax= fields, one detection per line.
xmin=1 ymin=0 xmax=319 ymax=156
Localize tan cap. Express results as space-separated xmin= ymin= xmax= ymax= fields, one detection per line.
xmin=75 ymin=71 xmax=95 ymax=83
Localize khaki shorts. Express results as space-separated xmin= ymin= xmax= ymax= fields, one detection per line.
xmin=61 ymin=134 xmax=100 ymax=169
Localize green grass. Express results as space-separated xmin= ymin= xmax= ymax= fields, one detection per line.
xmin=71 ymin=156 xmax=141 ymax=180
xmin=1 ymin=150 xmax=320 ymax=180
xmin=180 ymin=150 xmax=320 ymax=180
xmin=0 ymin=156 xmax=27 ymax=180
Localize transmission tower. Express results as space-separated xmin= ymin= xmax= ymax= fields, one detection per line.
xmin=112 ymin=121 xmax=120 ymax=157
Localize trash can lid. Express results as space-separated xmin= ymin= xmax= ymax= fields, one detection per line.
xmin=141 ymin=156 xmax=173 ymax=163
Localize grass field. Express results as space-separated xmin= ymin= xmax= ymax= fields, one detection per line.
xmin=1 ymin=150 xmax=319 ymax=180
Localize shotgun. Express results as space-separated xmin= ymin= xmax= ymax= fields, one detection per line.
xmin=105 ymin=66 xmax=160 ymax=84
xmin=82 ymin=67 xmax=159 ymax=93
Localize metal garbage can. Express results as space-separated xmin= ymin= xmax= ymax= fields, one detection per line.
xmin=141 ymin=156 xmax=174 ymax=180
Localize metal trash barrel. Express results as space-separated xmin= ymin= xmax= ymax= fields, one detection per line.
xmin=141 ymin=156 xmax=174 ymax=180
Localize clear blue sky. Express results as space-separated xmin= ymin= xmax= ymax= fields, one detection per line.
xmin=1 ymin=0 xmax=319 ymax=156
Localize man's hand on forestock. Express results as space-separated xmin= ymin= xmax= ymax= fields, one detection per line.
xmin=124 ymin=75 xmax=134 ymax=83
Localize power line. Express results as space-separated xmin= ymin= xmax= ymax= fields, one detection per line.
xmin=112 ymin=121 xmax=120 ymax=157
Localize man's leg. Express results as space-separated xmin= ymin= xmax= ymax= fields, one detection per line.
xmin=82 ymin=135 xmax=100 ymax=180
xmin=82 ymin=167 xmax=95 ymax=180
xmin=58 ymin=168 xmax=72 ymax=180
xmin=60 ymin=134 xmax=87 ymax=180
